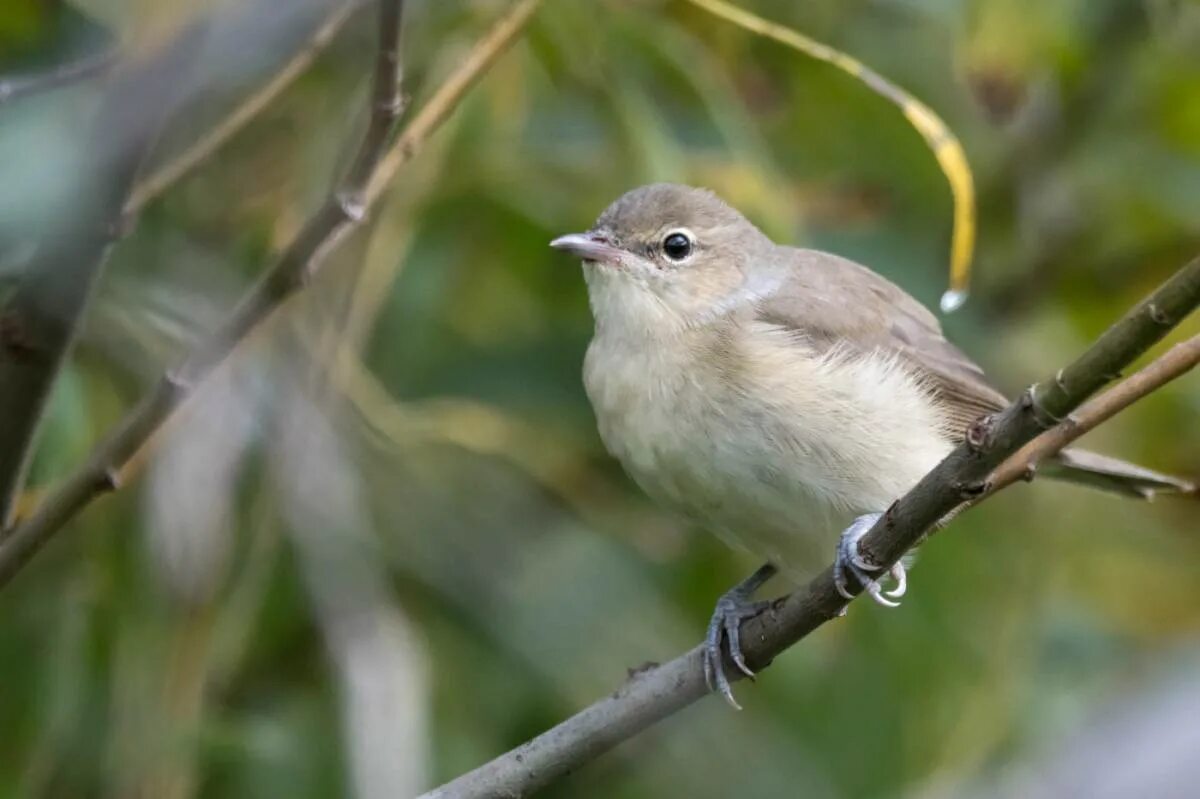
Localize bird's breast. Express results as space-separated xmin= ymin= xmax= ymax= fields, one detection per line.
xmin=583 ymin=322 xmax=953 ymax=572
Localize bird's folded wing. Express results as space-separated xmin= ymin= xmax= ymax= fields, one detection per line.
xmin=751 ymin=247 xmax=1009 ymax=439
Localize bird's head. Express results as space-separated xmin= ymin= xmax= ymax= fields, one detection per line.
xmin=551 ymin=183 xmax=773 ymax=330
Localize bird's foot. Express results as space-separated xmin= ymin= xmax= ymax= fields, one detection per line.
xmin=833 ymin=512 xmax=906 ymax=607
xmin=703 ymin=563 xmax=776 ymax=710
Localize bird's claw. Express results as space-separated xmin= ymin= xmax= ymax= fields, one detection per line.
xmin=834 ymin=512 xmax=906 ymax=608
xmin=703 ymin=586 xmax=770 ymax=710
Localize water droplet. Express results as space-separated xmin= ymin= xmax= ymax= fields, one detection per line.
xmin=940 ymin=289 xmax=968 ymax=313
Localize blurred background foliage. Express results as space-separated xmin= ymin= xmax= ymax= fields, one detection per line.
xmin=1 ymin=0 xmax=1199 ymax=797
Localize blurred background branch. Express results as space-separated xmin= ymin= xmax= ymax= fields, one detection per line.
xmin=0 ymin=20 xmax=208 ymax=529
xmin=0 ymin=0 xmax=412 ymax=562
xmin=362 ymin=0 xmax=544 ymax=206
xmin=0 ymin=0 xmax=542 ymax=590
xmin=0 ymin=2 xmax=116 ymax=105
xmin=126 ymin=0 xmax=369 ymax=214
xmin=0 ymin=44 xmax=115 ymax=105
xmin=423 ymin=256 xmax=1200 ymax=799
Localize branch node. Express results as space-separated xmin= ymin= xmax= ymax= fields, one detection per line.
xmin=97 ymin=466 xmax=121 ymax=492
xmin=1147 ymin=302 xmax=1172 ymax=326
xmin=335 ymin=191 xmax=367 ymax=223
xmin=1021 ymin=463 xmax=1038 ymax=482
xmin=163 ymin=369 xmax=191 ymax=397
xmin=1022 ymin=386 xmax=1063 ymax=430
xmin=1054 ymin=368 xmax=1069 ymax=394
xmin=965 ymin=413 xmax=996 ymax=452
xmin=377 ymin=92 xmax=406 ymax=118
xmin=956 ymin=479 xmax=990 ymax=499
xmin=625 ymin=661 xmax=659 ymax=681
xmin=108 ymin=209 xmax=138 ymax=241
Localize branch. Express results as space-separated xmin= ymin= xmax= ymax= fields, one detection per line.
xmin=126 ymin=0 xmax=367 ymax=213
xmin=363 ymin=0 xmax=543 ymax=206
xmin=0 ymin=0 xmax=542 ymax=589
xmin=0 ymin=24 xmax=208 ymax=528
xmin=1 ymin=2 xmax=374 ymax=520
xmin=987 ymin=333 xmax=1200 ymax=495
xmin=856 ymin=257 xmax=1200 ymax=573
xmin=0 ymin=42 xmax=117 ymax=106
xmin=418 ymin=257 xmax=1200 ymax=799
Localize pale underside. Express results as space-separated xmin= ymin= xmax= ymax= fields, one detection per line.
xmin=585 ymin=313 xmax=955 ymax=577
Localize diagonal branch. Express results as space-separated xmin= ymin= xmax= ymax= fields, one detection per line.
xmin=363 ymin=0 xmax=543 ymax=206
xmin=0 ymin=23 xmax=208 ymax=528
xmin=0 ymin=0 xmax=542 ymax=589
xmin=418 ymin=257 xmax=1200 ymax=799
xmin=986 ymin=333 xmax=1200 ymax=495
xmin=2 ymin=1 xmax=375 ymax=524
xmin=126 ymin=0 xmax=368 ymax=213
xmin=0 ymin=47 xmax=117 ymax=105
xmin=856 ymin=257 xmax=1200 ymax=572
xmin=0 ymin=0 xmax=403 ymax=560
xmin=0 ymin=30 xmax=118 ymax=106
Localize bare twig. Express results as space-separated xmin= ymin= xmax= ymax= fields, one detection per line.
xmin=364 ymin=0 xmax=543 ymax=206
xmin=0 ymin=44 xmax=118 ymax=106
xmin=0 ymin=0 xmax=401 ymax=569
xmin=988 ymin=334 xmax=1200 ymax=494
xmin=0 ymin=0 xmax=542 ymax=588
xmin=0 ymin=23 xmax=208 ymax=528
xmin=419 ymin=257 xmax=1200 ymax=799
xmin=127 ymin=1 xmax=367 ymax=213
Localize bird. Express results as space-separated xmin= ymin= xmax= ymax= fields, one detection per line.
xmin=550 ymin=183 xmax=1195 ymax=707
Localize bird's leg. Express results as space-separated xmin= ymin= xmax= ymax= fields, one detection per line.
xmin=703 ymin=562 xmax=776 ymax=710
xmin=833 ymin=512 xmax=907 ymax=607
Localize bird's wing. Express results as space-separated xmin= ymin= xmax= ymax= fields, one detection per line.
xmin=751 ymin=247 xmax=1009 ymax=439
xmin=747 ymin=248 xmax=1194 ymax=499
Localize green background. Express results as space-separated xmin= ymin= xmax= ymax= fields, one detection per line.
xmin=1 ymin=0 xmax=1198 ymax=796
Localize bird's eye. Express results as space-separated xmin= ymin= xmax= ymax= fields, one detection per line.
xmin=662 ymin=231 xmax=693 ymax=261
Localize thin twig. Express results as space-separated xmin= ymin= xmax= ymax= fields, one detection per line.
xmin=0 ymin=0 xmax=402 ymax=569
xmin=364 ymin=0 xmax=543 ymax=206
xmin=419 ymin=258 xmax=1200 ymax=799
xmin=0 ymin=23 xmax=208 ymax=529
xmin=988 ymin=334 xmax=1200 ymax=494
xmin=0 ymin=44 xmax=118 ymax=105
xmin=127 ymin=1 xmax=367 ymax=213
xmin=0 ymin=0 xmax=542 ymax=589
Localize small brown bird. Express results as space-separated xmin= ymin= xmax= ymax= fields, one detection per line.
xmin=551 ymin=183 xmax=1193 ymax=706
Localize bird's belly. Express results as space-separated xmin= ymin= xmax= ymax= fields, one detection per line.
xmin=633 ymin=430 xmax=849 ymax=570
xmin=601 ymin=410 xmax=898 ymax=573
xmin=585 ymin=332 xmax=952 ymax=576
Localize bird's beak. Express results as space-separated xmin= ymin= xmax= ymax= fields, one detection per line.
xmin=549 ymin=232 xmax=623 ymax=263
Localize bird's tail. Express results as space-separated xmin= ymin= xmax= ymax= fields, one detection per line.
xmin=1041 ymin=448 xmax=1196 ymax=500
